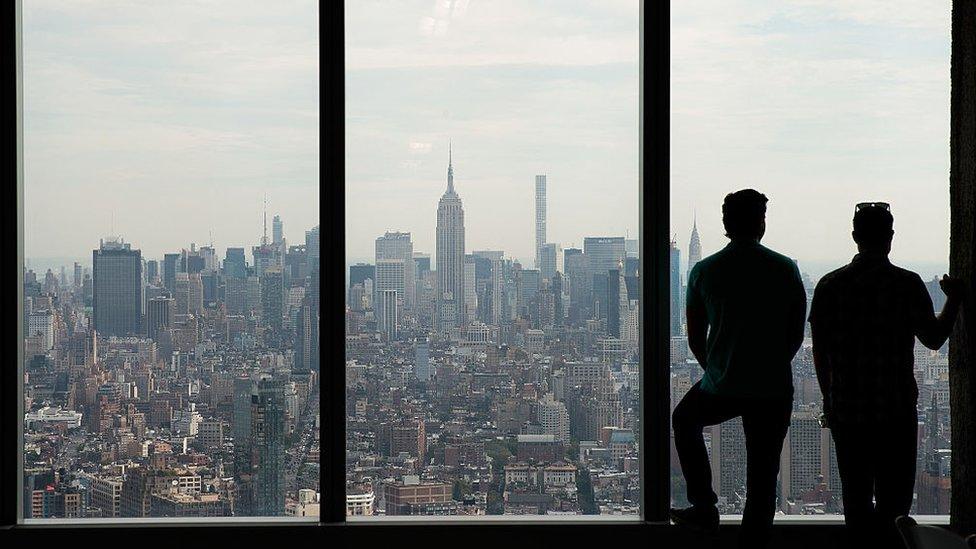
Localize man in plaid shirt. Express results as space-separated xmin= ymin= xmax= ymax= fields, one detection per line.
xmin=810 ymin=203 xmax=962 ymax=548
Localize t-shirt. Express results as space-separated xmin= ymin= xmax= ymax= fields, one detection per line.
xmin=686 ymin=240 xmax=806 ymax=399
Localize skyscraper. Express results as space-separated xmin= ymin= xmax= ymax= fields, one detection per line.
xmin=252 ymin=374 xmax=286 ymax=515
xmin=272 ymin=214 xmax=283 ymax=245
xmin=305 ymin=225 xmax=320 ymax=272
xmin=669 ymin=239 xmax=681 ymax=336
xmin=583 ymin=237 xmax=626 ymax=321
xmin=375 ymin=232 xmax=414 ymax=309
xmin=145 ymin=260 xmax=158 ymax=285
xmin=146 ymin=296 xmax=175 ymax=341
xmin=224 ymin=247 xmax=247 ymax=279
xmin=261 ymin=268 xmax=284 ymax=332
xmin=93 ymin=237 xmax=143 ymax=336
xmin=294 ymin=299 xmax=318 ymax=372
xmin=436 ymin=145 xmax=465 ymax=332
xmin=535 ymin=175 xmax=546 ymax=270
xmin=163 ymin=253 xmax=180 ymax=291
xmin=539 ymin=242 xmax=559 ymax=282
xmin=688 ymin=215 xmax=702 ymax=278
xmin=377 ymin=289 xmax=399 ymax=342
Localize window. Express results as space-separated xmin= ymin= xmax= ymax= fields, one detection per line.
xmin=21 ymin=1 xmax=320 ymax=521
xmin=344 ymin=0 xmax=642 ymax=518
xmin=670 ymin=1 xmax=951 ymax=518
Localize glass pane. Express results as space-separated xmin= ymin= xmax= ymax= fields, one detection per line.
xmin=21 ymin=1 xmax=320 ymax=520
xmin=670 ymin=2 xmax=950 ymax=518
xmin=345 ymin=1 xmax=640 ymax=517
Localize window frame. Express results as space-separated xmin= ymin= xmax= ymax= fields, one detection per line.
xmin=2 ymin=0 xmax=966 ymax=543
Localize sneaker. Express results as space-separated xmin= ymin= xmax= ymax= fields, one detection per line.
xmin=669 ymin=505 xmax=720 ymax=536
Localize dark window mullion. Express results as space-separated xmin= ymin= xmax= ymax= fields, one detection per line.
xmin=324 ymin=0 xmax=347 ymax=525
xmin=643 ymin=0 xmax=671 ymax=523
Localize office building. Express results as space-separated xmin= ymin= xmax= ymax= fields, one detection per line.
xmin=93 ymin=237 xmax=143 ymax=336
xmin=435 ymin=146 xmax=465 ymax=332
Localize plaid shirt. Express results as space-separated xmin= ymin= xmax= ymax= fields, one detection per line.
xmin=809 ymin=254 xmax=934 ymax=424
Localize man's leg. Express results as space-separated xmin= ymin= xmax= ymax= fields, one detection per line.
xmin=874 ymin=414 xmax=918 ymax=549
xmin=831 ymin=420 xmax=877 ymax=549
xmin=672 ymin=381 xmax=740 ymax=511
xmin=739 ymin=397 xmax=792 ymax=548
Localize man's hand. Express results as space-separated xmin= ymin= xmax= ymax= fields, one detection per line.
xmin=940 ymin=274 xmax=965 ymax=303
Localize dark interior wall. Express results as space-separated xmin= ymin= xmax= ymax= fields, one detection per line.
xmin=950 ymin=0 xmax=976 ymax=537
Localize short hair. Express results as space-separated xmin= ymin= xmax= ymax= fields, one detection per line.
xmin=722 ymin=189 xmax=768 ymax=240
xmin=852 ymin=205 xmax=894 ymax=247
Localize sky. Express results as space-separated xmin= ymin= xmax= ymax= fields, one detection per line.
xmin=22 ymin=0 xmax=319 ymax=266
xmin=345 ymin=0 xmax=641 ymax=268
xmin=347 ymin=0 xmax=951 ymax=279
xmin=671 ymin=0 xmax=951 ymax=278
xmin=21 ymin=1 xmax=951 ymax=279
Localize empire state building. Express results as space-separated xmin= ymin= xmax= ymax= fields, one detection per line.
xmin=436 ymin=146 xmax=465 ymax=332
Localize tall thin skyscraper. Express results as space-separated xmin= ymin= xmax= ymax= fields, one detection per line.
xmin=436 ymin=145 xmax=465 ymax=332
xmin=535 ymin=175 xmax=546 ymax=270
xmin=93 ymin=237 xmax=143 ymax=336
xmin=669 ymin=239 xmax=681 ymax=336
xmin=272 ymin=214 xmax=283 ymax=245
xmin=688 ymin=214 xmax=702 ymax=278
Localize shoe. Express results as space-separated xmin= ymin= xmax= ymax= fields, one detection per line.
xmin=669 ymin=505 xmax=720 ymax=536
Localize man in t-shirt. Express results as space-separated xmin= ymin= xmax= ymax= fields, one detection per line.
xmin=809 ymin=203 xmax=961 ymax=548
xmin=671 ymin=189 xmax=807 ymax=548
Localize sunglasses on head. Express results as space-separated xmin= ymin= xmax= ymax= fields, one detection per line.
xmin=855 ymin=202 xmax=890 ymax=214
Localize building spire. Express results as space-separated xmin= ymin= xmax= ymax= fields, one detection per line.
xmin=447 ymin=141 xmax=455 ymax=194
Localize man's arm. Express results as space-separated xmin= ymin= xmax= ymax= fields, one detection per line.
xmin=787 ymin=265 xmax=807 ymax=358
xmin=916 ymin=275 xmax=963 ymax=350
xmin=687 ymin=298 xmax=708 ymax=370
xmin=686 ymin=267 xmax=708 ymax=370
xmin=809 ymin=283 xmax=832 ymax=419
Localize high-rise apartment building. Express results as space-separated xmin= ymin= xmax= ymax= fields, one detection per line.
xmin=535 ymin=174 xmax=546 ymax=270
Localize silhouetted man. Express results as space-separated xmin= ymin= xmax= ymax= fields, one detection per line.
xmin=809 ymin=203 xmax=961 ymax=548
xmin=671 ymin=189 xmax=806 ymax=548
